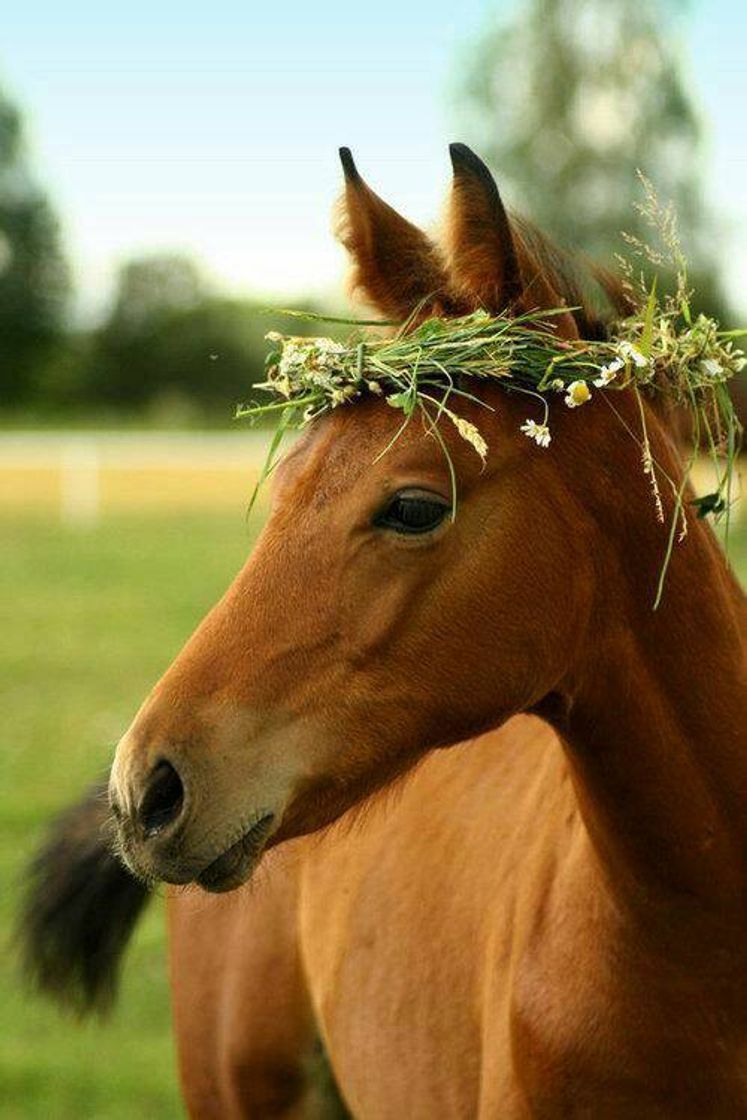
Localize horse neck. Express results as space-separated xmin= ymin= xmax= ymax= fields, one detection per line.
xmin=547 ymin=426 xmax=747 ymax=918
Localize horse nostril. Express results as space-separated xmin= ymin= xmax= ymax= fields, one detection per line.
xmin=137 ymin=760 xmax=185 ymax=838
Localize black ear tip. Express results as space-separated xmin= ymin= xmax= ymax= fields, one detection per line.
xmin=449 ymin=142 xmax=500 ymax=199
xmin=449 ymin=142 xmax=472 ymax=164
xmin=339 ymin=147 xmax=359 ymax=181
xmin=449 ymin=142 xmax=491 ymax=177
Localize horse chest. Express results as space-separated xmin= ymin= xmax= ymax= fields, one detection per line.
xmin=301 ymin=852 xmax=488 ymax=1117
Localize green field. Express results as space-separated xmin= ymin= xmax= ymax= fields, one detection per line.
xmin=1 ymin=508 xmax=746 ymax=1118
xmin=0 ymin=511 xmax=259 ymax=1119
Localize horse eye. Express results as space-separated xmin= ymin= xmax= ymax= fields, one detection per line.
xmin=374 ymin=491 xmax=450 ymax=535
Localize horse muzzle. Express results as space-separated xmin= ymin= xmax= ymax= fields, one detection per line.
xmin=109 ymin=744 xmax=278 ymax=892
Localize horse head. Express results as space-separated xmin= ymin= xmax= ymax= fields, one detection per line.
xmin=109 ymin=146 xmax=672 ymax=892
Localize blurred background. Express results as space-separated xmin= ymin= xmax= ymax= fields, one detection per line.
xmin=1 ymin=1 xmax=745 ymax=1115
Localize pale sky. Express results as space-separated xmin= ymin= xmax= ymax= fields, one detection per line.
xmin=2 ymin=0 xmax=746 ymax=320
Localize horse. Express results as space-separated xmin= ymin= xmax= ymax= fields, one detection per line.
xmin=19 ymin=144 xmax=747 ymax=1118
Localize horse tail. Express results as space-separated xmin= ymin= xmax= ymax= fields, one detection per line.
xmin=16 ymin=779 xmax=150 ymax=1016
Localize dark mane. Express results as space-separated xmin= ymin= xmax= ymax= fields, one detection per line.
xmin=511 ymin=215 xmax=637 ymax=340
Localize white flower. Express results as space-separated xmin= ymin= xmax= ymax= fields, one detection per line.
xmin=550 ymin=378 xmax=565 ymax=392
xmin=330 ymin=385 xmax=358 ymax=406
xmin=315 ymin=338 xmax=345 ymax=362
xmin=700 ymin=358 xmax=724 ymax=379
xmin=264 ymin=330 xmax=283 ymax=343
xmin=593 ymin=357 xmax=624 ymax=387
xmin=276 ymin=337 xmax=344 ymax=385
xmin=270 ymin=373 xmax=293 ymax=398
xmin=367 ymin=380 xmax=383 ymax=395
xmin=521 ymin=419 xmax=552 ymax=448
xmin=564 ymin=380 xmax=592 ymax=408
xmin=619 ymin=340 xmax=650 ymax=368
xmin=277 ymin=340 xmax=309 ymax=378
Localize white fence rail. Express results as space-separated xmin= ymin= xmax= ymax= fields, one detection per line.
xmin=0 ymin=430 xmax=273 ymax=524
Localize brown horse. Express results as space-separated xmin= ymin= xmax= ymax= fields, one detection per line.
xmin=25 ymin=145 xmax=747 ymax=1117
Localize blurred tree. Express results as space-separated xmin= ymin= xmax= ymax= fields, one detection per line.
xmin=85 ymin=254 xmax=209 ymax=407
xmin=455 ymin=0 xmax=720 ymax=292
xmin=84 ymin=252 xmax=327 ymax=418
xmin=0 ymin=83 xmax=71 ymax=403
xmin=105 ymin=254 xmax=208 ymax=335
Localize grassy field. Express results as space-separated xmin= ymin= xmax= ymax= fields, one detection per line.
xmin=1 ymin=496 xmax=746 ymax=1118
xmin=0 ymin=510 xmax=261 ymax=1119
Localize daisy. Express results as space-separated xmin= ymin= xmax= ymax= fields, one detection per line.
xmin=521 ymin=419 xmax=552 ymax=448
xmin=594 ymin=357 xmax=624 ymax=387
xmin=564 ymin=380 xmax=591 ymax=408
xmin=700 ymin=358 xmax=724 ymax=379
xmin=618 ymin=340 xmax=649 ymax=368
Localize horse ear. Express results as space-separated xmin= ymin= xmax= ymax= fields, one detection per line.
xmin=445 ymin=143 xmax=525 ymax=312
xmin=334 ymin=148 xmax=448 ymax=321
xmin=445 ymin=144 xmax=579 ymax=338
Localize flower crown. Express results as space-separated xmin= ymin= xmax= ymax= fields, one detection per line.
xmin=237 ymin=296 xmax=743 ymax=607
xmin=247 ymin=304 xmax=742 ymax=448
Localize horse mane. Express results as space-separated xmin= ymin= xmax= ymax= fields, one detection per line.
xmin=509 ymin=215 xmax=637 ymax=341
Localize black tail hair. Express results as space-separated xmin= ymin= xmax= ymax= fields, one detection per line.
xmin=16 ymin=780 xmax=150 ymax=1016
